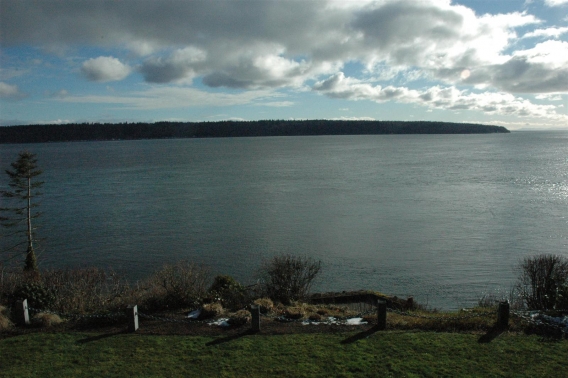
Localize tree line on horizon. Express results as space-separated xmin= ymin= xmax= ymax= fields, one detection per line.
xmin=0 ymin=120 xmax=509 ymax=144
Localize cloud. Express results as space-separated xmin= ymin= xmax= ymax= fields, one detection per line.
xmin=59 ymin=86 xmax=284 ymax=110
xmin=463 ymin=40 xmax=568 ymax=93
xmin=0 ymin=0 xmax=565 ymax=101
xmin=544 ymin=0 xmax=568 ymax=6
xmin=0 ymin=81 xmax=27 ymax=100
xmin=139 ymin=47 xmax=206 ymax=83
xmin=258 ymin=101 xmax=295 ymax=107
xmin=331 ymin=116 xmax=376 ymax=121
xmin=522 ymin=26 xmax=568 ymax=38
xmin=0 ymin=1 xmax=540 ymax=86
xmin=81 ymin=56 xmax=131 ymax=82
xmin=535 ymin=94 xmax=563 ymax=100
xmin=313 ymin=72 xmax=567 ymax=121
xmin=45 ymin=89 xmax=69 ymax=98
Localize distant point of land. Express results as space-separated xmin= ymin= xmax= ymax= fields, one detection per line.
xmin=0 ymin=120 xmax=509 ymax=144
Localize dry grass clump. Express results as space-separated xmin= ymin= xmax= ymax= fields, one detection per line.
xmin=0 ymin=305 xmax=13 ymax=331
xmin=32 ymin=312 xmax=63 ymax=328
xmin=384 ymin=308 xmax=507 ymax=332
xmin=284 ymin=306 xmax=305 ymax=320
xmin=253 ymin=298 xmax=274 ymax=314
xmin=227 ymin=309 xmax=250 ymax=326
xmin=199 ymin=303 xmax=224 ymax=320
xmin=271 ymin=301 xmax=359 ymax=321
xmin=308 ymin=313 xmax=322 ymax=321
xmin=317 ymin=304 xmax=355 ymax=318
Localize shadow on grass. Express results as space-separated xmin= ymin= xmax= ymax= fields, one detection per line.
xmin=340 ymin=325 xmax=382 ymax=344
xmin=76 ymin=330 xmax=128 ymax=344
xmin=206 ymin=329 xmax=259 ymax=346
xmin=478 ymin=325 xmax=507 ymax=343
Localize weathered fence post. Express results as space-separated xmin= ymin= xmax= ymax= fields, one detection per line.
xmin=14 ymin=299 xmax=30 ymax=326
xmin=126 ymin=305 xmax=139 ymax=332
xmin=251 ymin=305 xmax=260 ymax=332
xmin=377 ymin=300 xmax=387 ymax=330
xmin=497 ymin=300 xmax=510 ymax=329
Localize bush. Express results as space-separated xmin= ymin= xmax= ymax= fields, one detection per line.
xmin=1 ymin=268 xmax=131 ymax=315
xmin=260 ymin=254 xmax=322 ymax=304
xmin=515 ymin=254 xmax=568 ymax=310
xmin=13 ymin=282 xmax=56 ymax=310
xmin=42 ymin=268 xmax=131 ymax=314
xmin=555 ymin=282 xmax=568 ymax=310
xmin=32 ymin=312 xmax=63 ymax=327
xmin=208 ymin=275 xmax=247 ymax=310
xmin=144 ymin=261 xmax=209 ymax=310
xmin=0 ymin=305 xmax=12 ymax=331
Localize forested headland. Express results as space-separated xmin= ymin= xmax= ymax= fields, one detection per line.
xmin=0 ymin=120 xmax=509 ymax=144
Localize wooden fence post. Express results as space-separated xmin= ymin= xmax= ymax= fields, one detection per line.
xmin=14 ymin=299 xmax=30 ymax=326
xmin=497 ymin=301 xmax=509 ymax=329
xmin=251 ymin=305 xmax=260 ymax=332
xmin=126 ymin=305 xmax=139 ymax=332
xmin=377 ymin=300 xmax=387 ymax=330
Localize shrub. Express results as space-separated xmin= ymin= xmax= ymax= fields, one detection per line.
xmin=13 ymin=282 xmax=56 ymax=310
xmin=0 ymin=305 xmax=12 ymax=331
xmin=41 ymin=268 xmax=131 ymax=314
xmin=260 ymin=254 xmax=322 ymax=304
xmin=515 ymin=254 xmax=568 ymax=310
xmin=208 ymin=275 xmax=247 ymax=310
xmin=32 ymin=312 xmax=63 ymax=327
xmin=555 ymin=282 xmax=568 ymax=310
xmin=144 ymin=261 xmax=209 ymax=310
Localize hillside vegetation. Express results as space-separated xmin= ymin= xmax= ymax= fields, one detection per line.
xmin=0 ymin=120 xmax=509 ymax=144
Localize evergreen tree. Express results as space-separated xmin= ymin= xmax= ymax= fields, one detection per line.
xmin=1 ymin=151 xmax=43 ymax=272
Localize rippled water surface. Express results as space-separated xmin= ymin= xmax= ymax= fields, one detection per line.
xmin=1 ymin=132 xmax=567 ymax=309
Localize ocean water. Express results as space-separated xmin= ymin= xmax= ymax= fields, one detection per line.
xmin=1 ymin=131 xmax=567 ymax=309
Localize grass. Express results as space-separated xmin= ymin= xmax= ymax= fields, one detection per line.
xmin=1 ymin=331 xmax=567 ymax=377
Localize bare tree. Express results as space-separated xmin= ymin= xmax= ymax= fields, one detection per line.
xmin=260 ymin=254 xmax=322 ymax=304
xmin=515 ymin=254 xmax=568 ymax=310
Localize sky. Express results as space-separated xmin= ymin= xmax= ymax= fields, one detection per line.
xmin=0 ymin=0 xmax=567 ymax=130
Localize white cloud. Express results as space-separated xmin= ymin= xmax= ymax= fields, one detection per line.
xmin=81 ymin=56 xmax=131 ymax=82
xmin=522 ymin=26 xmax=568 ymax=38
xmin=140 ymin=47 xmax=206 ymax=83
xmin=535 ymin=94 xmax=563 ymax=100
xmin=59 ymin=86 xmax=284 ymax=110
xmin=0 ymin=81 xmax=26 ymax=100
xmin=462 ymin=40 xmax=568 ymax=93
xmin=258 ymin=101 xmax=295 ymax=107
xmin=313 ymin=72 xmax=567 ymax=121
xmin=544 ymin=0 xmax=568 ymax=6
xmin=0 ymin=0 xmax=545 ymax=91
xmin=331 ymin=116 xmax=376 ymax=121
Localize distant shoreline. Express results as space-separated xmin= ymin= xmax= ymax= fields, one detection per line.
xmin=0 ymin=120 xmax=510 ymax=144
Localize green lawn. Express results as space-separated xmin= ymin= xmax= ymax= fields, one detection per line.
xmin=1 ymin=331 xmax=566 ymax=377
